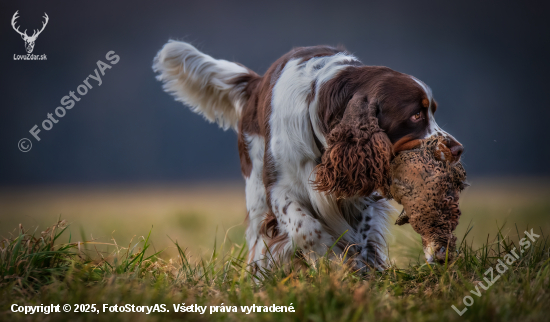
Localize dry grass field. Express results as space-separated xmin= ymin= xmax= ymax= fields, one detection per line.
xmin=1 ymin=178 xmax=548 ymax=264
xmin=1 ymin=177 xmax=549 ymax=322
xmin=0 ymin=182 xmax=247 ymax=261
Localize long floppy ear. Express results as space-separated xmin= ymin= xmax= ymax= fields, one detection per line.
xmin=313 ymin=94 xmax=392 ymax=198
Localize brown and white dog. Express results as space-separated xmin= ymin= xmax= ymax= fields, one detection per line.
xmin=153 ymin=41 xmax=463 ymax=270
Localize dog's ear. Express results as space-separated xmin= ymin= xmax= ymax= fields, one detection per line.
xmin=313 ymin=94 xmax=392 ymax=198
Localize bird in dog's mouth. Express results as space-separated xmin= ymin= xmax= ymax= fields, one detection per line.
xmin=388 ymin=136 xmax=468 ymax=264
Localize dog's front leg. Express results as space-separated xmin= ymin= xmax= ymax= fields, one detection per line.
xmin=269 ymin=189 xmax=335 ymax=264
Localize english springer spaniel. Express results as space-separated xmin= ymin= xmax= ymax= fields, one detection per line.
xmin=153 ymin=41 xmax=463 ymax=270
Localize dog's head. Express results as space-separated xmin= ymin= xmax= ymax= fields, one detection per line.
xmin=314 ymin=66 xmax=463 ymax=198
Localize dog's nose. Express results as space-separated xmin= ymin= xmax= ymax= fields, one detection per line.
xmin=444 ymin=137 xmax=464 ymax=161
xmin=450 ymin=145 xmax=464 ymax=158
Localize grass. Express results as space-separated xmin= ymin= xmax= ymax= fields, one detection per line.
xmin=0 ymin=184 xmax=248 ymax=259
xmin=1 ymin=179 xmax=549 ymax=321
xmin=1 ymin=218 xmax=549 ymax=322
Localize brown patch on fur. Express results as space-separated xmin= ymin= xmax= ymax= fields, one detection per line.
xmin=268 ymin=233 xmax=289 ymax=254
xmin=314 ymin=95 xmax=392 ymax=197
xmin=260 ymin=212 xmax=279 ymax=239
xmin=234 ymin=72 xmax=261 ymax=178
xmin=313 ymin=64 xmax=444 ymax=198
xmin=422 ymin=98 xmax=430 ymax=108
xmin=261 ymin=47 xmax=347 ymax=200
xmin=316 ymin=66 xmax=430 ymax=144
xmin=306 ymin=79 xmax=317 ymax=105
xmin=258 ymin=212 xmax=290 ymax=257
xmin=238 ymin=52 xmax=288 ymax=205
xmin=238 ymin=46 xmax=345 ymax=208
xmin=282 ymin=202 xmax=291 ymax=215
xmin=389 ymin=136 xmax=468 ymax=263
xmin=295 ymin=45 xmax=345 ymax=64
xmin=393 ymin=136 xmax=423 ymax=154
xmin=266 ymin=48 xmax=348 ymax=196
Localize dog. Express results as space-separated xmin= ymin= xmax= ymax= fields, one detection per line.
xmin=153 ymin=41 xmax=464 ymax=270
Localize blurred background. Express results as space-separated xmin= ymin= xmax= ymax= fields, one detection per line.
xmin=1 ymin=0 xmax=549 ymax=263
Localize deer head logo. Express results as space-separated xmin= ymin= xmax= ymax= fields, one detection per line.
xmin=11 ymin=11 xmax=49 ymax=54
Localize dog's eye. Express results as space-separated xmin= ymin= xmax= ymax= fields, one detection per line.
xmin=411 ymin=112 xmax=422 ymax=122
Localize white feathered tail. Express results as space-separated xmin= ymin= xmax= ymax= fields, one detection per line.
xmin=153 ymin=40 xmax=256 ymax=130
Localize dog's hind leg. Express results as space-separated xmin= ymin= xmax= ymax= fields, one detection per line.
xmin=242 ymin=134 xmax=270 ymax=269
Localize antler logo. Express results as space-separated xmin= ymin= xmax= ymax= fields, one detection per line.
xmin=11 ymin=10 xmax=49 ymax=54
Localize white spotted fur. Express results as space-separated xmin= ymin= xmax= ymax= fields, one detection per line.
xmin=154 ymin=41 xmax=395 ymax=271
xmin=254 ymin=55 xmax=393 ymax=269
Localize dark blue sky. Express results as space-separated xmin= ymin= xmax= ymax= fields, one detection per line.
xmin=1 ymin=0 xmax=549 ymax=186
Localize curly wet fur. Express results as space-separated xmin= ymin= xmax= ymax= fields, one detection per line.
xmin=314 ymin=97 xmax=392 ymax=198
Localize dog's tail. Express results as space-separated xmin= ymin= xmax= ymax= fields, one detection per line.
xmin=153 ymin=40 xmax=258 ymax=130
